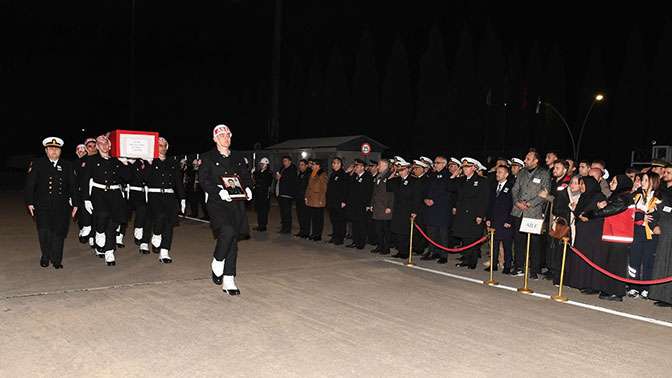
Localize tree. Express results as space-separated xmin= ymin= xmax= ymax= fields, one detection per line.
xmin=380 ymin=34 xmax=412 ymax=152
xmin=351 ymin=31 xmax=379 ymax=136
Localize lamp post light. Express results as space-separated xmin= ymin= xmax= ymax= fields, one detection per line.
xmin=537 ymin=93 xmax=605 ymax=161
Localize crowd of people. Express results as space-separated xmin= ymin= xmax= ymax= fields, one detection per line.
xmin=249 ymin=151 xmax=672 ymax=307
xmin=23 ymin=130 xmax=672 ymax=303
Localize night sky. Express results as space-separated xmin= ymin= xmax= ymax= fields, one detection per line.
xmin=2 ymin=1 xmax=671 ymax=169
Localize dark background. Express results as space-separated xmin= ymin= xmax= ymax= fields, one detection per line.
xmin=2 ymin=0 xmax=671 ymax=169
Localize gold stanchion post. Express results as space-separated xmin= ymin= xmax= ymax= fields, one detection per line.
xmin=517 ymin=232 xmax=534 ymax=294
xmin=406 ymin=216 xmax=415 ymax=267
xmin=483 ymin=228 xmax=498 ymax=286
xmin=551 ymin=237 xmax=570 ymax=302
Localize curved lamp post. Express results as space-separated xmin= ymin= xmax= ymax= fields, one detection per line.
xmin=537 ymin=93 xmax=605 ymax=161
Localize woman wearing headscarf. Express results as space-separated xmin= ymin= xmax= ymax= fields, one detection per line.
xmin=648 ymin=189 xmax=672 ymax=307
xmin=628 ymin=172 xmax=664 ymax=299
xmin=566 ymin=175 xmax=606 ymax=293
xmin=585 ymin=175 xmax=634 ymax=301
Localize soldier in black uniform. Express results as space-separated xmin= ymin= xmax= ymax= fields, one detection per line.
xmin=411 ymin=159 xmax=431 ymax=255
xmin=294 ymin=159 xmax=311 ymax=238
xmin=144 ymin=137 xmax=186 ymax=263
xmin=420 ymin=156 xmax=453 ymax=262
xmin=252 ymin=157 xmax=273 ymax=232
xmin=80 ymin=135 xmax=132 ymax=266
xmin=327 ymin=157 xmax=348 ymax=245
xmin=366 ymin=160 xmax=379 ymax=246
xmin=122 ymin=158 xmax=150 ymax=253
xmin=74 ymin=143 xmax=89 ymax=243
xmin=25 ymin=137 xmax=78 ymax=269
xmin=452 ymin=157 xmax=490 ymax=269
xmin=76 ymin=138 xmax=98 ymax=249
xmin=199 ymin=125 xmax=253 ymax=295
xmin=344 ymin=159 xmax=374 ymax=249
xmin=387 ymin=158 xmax=423 ymax=259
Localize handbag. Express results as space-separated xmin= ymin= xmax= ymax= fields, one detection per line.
xmin=548 ymin=216 xmax=570 ymax=239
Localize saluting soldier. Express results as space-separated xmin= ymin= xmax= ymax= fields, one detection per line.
xmin=452 ymin=157 xmax=490 ymax=269
xmin=344 ymin=159 xmax=374 ymax=249
xmin=387 ymin=158 xmax=423 ymax=259
xmin=199 ymin=125 xmax=253 ymax=295
xmin=80 ymin=135 xmax=132 ymax=266
xmin=25 ymin=137 xmax=78 ymax=269
xmin=144 ymin=137 xmax=186 ymax=263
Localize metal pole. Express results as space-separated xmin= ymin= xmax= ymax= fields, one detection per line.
xmin=551 ymin=237 xmax=570 ymax=302
xmin=484 ymin=228 xmax=498 ymax=286
xmin=406 ymin=216 xmax=415 ymax=267
xmin=544 ymin=103 xmax=576 ymax=161
xmin=517 ymin=232 xmax=534 ymax=294
xmin=575 ymin=100 xmax=597 ymax=161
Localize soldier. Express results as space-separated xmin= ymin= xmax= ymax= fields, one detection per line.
xmin=344 ymin=159 xmax=374 ymax=249
xmin=387 ymin=158 xmax=423 ymax=259
xmin=77 ymin=139 xmax=97 ymax=248
xmin=326 ymin=157 xmax=348 ymax=245
xmin=74 ymin=144 xmax=90 ymax=244
xmin=420 ymin=156 xmax=452 ymax=261
xmin=121 ymin=157 xmax=150 ymax=253
xmin=370 ymin=159 xmax=394 ymax=255
xmin=200 ymin=125 xmax=253 ymax=295
xmin=294 ymin=159 xmax=312 ymax=238
xmin=510 ymin=158 xmax=524 ymax=179
xmin=366 ymin=160 xmax=379 ymax=247
xmin=452 ymin=157 xmax=490 ymax=269
xmin=25 ymin=137 xmax=78 ymax=269
xmin=253 ymin=157 xmax=273 ymax=232
xmin=80 ymin=135 xmax=132 ymax=266
xmin=144 ymin=137 xmax=186 ymax=263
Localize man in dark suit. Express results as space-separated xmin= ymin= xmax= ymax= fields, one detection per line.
xmin=486 ymin=165 xmax=515 ymax=273
xmin=25 ymin=137 xmax=78 ymax=269
xmin=275 ymin=156 xmax=298 ymax=234
xmin=344 ymin=159 xmax=374 ymax=249
xmin=387 ymin=158 xmax=423 ymax=259
xmin=420 ymin=156 xmax=452 ymax=262
xmin=452 ymin=157 xmax=490 ymax=269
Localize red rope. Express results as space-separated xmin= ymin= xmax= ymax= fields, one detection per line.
xmin=570 ymin=246 xmax=672 ymax=285
xmin=414 ymin=224 xmax=488 ymax=253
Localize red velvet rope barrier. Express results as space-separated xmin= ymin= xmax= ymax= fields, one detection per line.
xmin=570 ymin=246 xmax=672 ymax=285
xmin=414 ymin=224 xmax=488 ymax=253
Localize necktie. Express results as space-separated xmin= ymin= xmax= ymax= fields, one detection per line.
xmin=497 ymin=182 xmax=503 ymax=195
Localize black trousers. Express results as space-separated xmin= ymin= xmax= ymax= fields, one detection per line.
xmin=460 ymin=236 xmax=482 ymax=266
xmin=296 ymin=198 xmax=311 ymax=236
xmin=426 ymin=224 xmax=449 ymax=256
xmin=128 ymin=191 xmax=148 ymax=243
xmin=148 ymin=193 xmax=178 ymax=250
xmin=255 ymin=195 xmax=270 ymax=228
xmin=497 ymin=238 xmax=514 ymax=270
xmin=213 ymin=224 xmax=239 ymax=276
xmin=547 ymin=237 xmax=564 ymax=284
xmin=394 ymin=233 xmax=410 ymax=257
xmin=367 ymin=215 xmax=377 ymax=245
xmin=188 ymin=188 xmax=208 ymax=218
xmin=35 ymin=208 xmax=69 ymax=264
xmin=278 ymin=197 xmax=293 ymax=232
xmin=329 ymin=207 xmax=346 ymax=242
xmin=77 ymin=205 xmax=92 ymax=237
xmin=351 ymin=216 xmax=367 ymax=248
xmin=513 ymin=217 xmax=541 ymax=274
xmin=92 ymin=188 xmax=127 ymax=252
xmin=596 ymin=242 xmax=628 ymax=297
xmin=308 ymin=206 xmax=324 ymax=238
xmin=374 ymin=220 xmax=392 ymax=252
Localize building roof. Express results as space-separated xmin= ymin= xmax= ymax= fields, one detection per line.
xmin=265 ymin=135 xmax=388 ymax=151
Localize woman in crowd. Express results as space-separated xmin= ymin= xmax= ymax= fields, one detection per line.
xmin=567 ymin=176 xmax=606 ymax=294
xmin=586 ymin=175 xmax=634 ymax=301
xmin=648 ymin=189 xmax=672 ymax=307
xmin=628 ymin=172 xmax=663 ymax=299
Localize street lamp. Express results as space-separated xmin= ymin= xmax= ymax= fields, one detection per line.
xmin=537 ymin=92 xmax=605 ymax=161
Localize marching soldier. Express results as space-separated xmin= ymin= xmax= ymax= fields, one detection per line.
xmin=80 ymin=135 xmax=132 ymax=266
xmin=127 ymin=158 xmax=151 ymax=254
xmin=344 ymin=159 xmax=374 ymax=249
xmin=387 ymin=158 xmax=423 ymax=259
xmin=452 ymin=157 xmax=490 ymax=269
xmin=327 ymin=157 xmax=348 ymax=245
xmin=144 ymin=137 xmax=186 ymax=263
xmin=200 ymin=124 xmax=253 ymax=295
xmin=76 ymin=138 xmax=98 ymax=249
xmin=252 ymin=157 xmax=273 ymax=232
xmin=25 ymin=137 xmax=78 ymax=269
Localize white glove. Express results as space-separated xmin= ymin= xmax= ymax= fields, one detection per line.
xmin=245 ymin=187 xmax=253 ymax=201
xmin=127 ymin=158 xmax=136 ymax=165
xmin=85 ymin=200 xmax=94 ymax=214
xmin=118 ymin=157 xmax=129 ymax=165
xmin=180 ymin=199 xmax=186 ymax=213
xmin=219 ymin=189 xmax=232 ymax=202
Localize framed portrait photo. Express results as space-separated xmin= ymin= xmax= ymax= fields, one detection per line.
xmin=221 ymin=175 xmax=246 ymax=200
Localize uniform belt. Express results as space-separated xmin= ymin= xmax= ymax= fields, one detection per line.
xmin=128 ymin=186 xmax=145 ymax=192
xmin=90 ymin=180 xmax=122 ymax=193
xmin=146 ymin=188 xmax=175 ymax=194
